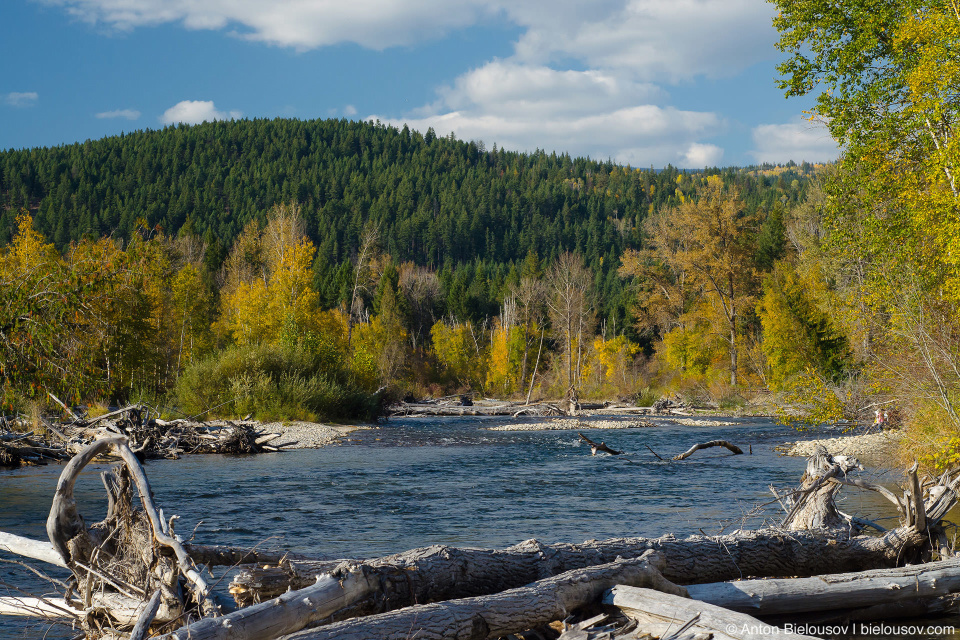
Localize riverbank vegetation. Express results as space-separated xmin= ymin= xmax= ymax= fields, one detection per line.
xmin=0 ymin=122 xmax=816 ymax=423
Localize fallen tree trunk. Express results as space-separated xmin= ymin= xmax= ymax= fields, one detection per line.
xmin=170 ymin=552 xmax=685 ymax=640
xmin=605 ymin=585 xmax=820 ymax=640
xmin=673 ymin=440 xmax=743 ymax=460
xmin=1 ymin=529 xmax=296 ymax=571
xmin=0 ymin=531 xmax=68 ymax=567
xmin=228 ymin=526 xmax=931 ymax=609
xmin=686 ymin=556 xmax=960 ymax=616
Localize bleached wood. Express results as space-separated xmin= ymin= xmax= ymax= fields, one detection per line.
xmin=0 ymin=597 xmax=78 ymax=619
xmin=0 ymin=529 xmax=284 ymax=570
xmin=686 ymin=557 xmax=960 ymax=616
xmin=159 ymin=570 xmax=377 ymax=640
xmin=130 ymin=590 xmax=162 ymax=640
xmin=605 ymin=585 xmax=821 ymax=640
xmin=0 ymin=531 xmax=67 ymax=567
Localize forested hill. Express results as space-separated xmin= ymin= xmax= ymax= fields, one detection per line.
xmin=0 ymin=117 xmax=813 ymax=328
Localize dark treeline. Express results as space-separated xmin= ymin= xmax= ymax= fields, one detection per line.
xmin=0 ymin=118 xmax=814 ymax=336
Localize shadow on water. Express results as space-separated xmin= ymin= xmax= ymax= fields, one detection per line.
xmin=1 ymin=416 xmax=958 ymax=639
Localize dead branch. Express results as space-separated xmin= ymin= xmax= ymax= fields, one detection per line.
xmin=672 ymin=440 xmax=743 ymax=460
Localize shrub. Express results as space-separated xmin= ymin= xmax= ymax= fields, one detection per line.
xmin=174 ymin=342 xmax=380 ymax=422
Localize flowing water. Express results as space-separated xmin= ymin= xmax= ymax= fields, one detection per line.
xmin=0 ymin=416 xmax=956 ymax=639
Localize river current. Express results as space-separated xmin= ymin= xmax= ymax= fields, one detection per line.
xmin=1 ymin=416 xmax=956 ymax=639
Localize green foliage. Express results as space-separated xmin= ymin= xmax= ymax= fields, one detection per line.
xmin=0 ymin=213 xmax=116 ymax=407
xmin=755 ymin=206 xmax=788 ymax=271
xmin=173 ymin=341 xmax=380 ymax=422
xmin=0 ymin=119 xmax=812 ymax=335
xmin=758 ymin=261 xmax=851 ymax=389
xmin=430 ymin=320 xmax=486 ymax=390
xmin=773 ymin=368 xmax=849 ymax=430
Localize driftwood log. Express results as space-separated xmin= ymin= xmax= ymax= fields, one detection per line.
xmin=166 ymin=552 xmax=685 ymax=640
xmin=388 ymin=400 xmax=564 ymax=417
xmin=605 ymin=585 xmax=820 ymax=640
xmin=687 ymin=557 xmax=960 ymax=616
xmin=3 ymin=436 xmax=232 ymax=636
xmin=227 ymin=525 xmax=935 ymax=611
xmin=673 ymin=440 xmax=743 ymax=460
xmin=578 ymin=432 xmax=623 ymax=455
xmin=0 ymin=404 xmax=294 ymax=469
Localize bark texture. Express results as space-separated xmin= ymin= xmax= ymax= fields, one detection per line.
xmin=230 ymin=527 xmax=930 ymax=609
xmin=280 ymin=552 xmax=683 ymax=640
xmin=686 ymin=557 xmax=960 ymax=616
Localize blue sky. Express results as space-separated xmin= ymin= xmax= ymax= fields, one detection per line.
xmin=1 ymin=0 xmax=839 ymax=168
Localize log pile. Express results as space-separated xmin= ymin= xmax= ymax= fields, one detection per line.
xmin=388 ymin=387 xmax=602 ymax=417
xmin=0 ymin=404 xmax=294 ymax=469
xmin=3 ymin=438 xmax=960 ymax=640
xmin=388 ymin=398 xmax=568 ymax=417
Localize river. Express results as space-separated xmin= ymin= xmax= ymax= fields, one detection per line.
xmin=1 ymin=415 xmax=957 ymax=639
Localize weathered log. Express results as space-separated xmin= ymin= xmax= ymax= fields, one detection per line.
xmin=604 ymin=585 xmax=820 ymax=640
xmin=0 ymin=531 xmax=68 ymax=568
xmin=0 ymin=596 xmax=80 ymax=620
xmin=686 ymin=556 xmax=960 ymax=616
xmin=130 ymin=590 xmax=163 ymax=640
xmin=673 ymin=440 xmax=743 ymax=460
xmin=228 ymin=526 xmax=931 ymax=609
xmin=578 ymin=432 xmax=623 ymax=455
xmin=0 ymin=592 xmax=150 ymax=625
xmin=391 ymin=402 xmax=562 ymax=417
xmin=183 ymin=542 xmax=302 ymax=567
xmin=47 ymin=391 xmax=80 ymax=422
xmin=0 ymin=528 xmax=293 ymax=572
xmin=563 ymin=386 xmax=581 ymax=416
xmin=765 ymin=593 xmax=960 ymax=627
xmin=159 ymin=570 xmax=377 ymax=640
xmin=174 ymin=551 xmax=684 ymax=640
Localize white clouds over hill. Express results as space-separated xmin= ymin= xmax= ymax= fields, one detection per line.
xmin=41 ymin=0 xmax=836 ymax=165
xmin=387 ymin=61 xmax=724 ymax=166
xmin=160 ymin=100 xmax=241 ymax=125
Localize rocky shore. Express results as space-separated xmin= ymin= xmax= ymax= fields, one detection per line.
xmin=780 ymin=428 xmax=902 ymax=461
xmin=264 ymin=421 xmax=368 ymax=448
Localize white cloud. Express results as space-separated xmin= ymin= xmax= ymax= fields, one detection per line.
xmin=425 ymin=61 xmax=664 ymax=118
xmin=160 ymin=100 xmax=241 ymax=125
xmin=42 ymin=0 xmax=494 ymax=50
xmin=680 ymin=143 xmax=724 ymax=168
xmin=505 ymin=0 xmax=776 ymax=81
xmin=5 ymin=91 xmax=38 ymax=107
xmin=45 ymin=1 xmax=781 ymax=165
xmin=380 ymin=61 xmax=723 ymax=167
xmin=343 ymin=104 xmax=358 ymax=116
xmin=43 ymin=1 xmax=776 ymax=80
xmin=750 ymin=118 xmax=839 ymax=164
xmin=96 ymin=108 xmax=141 ymax=120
